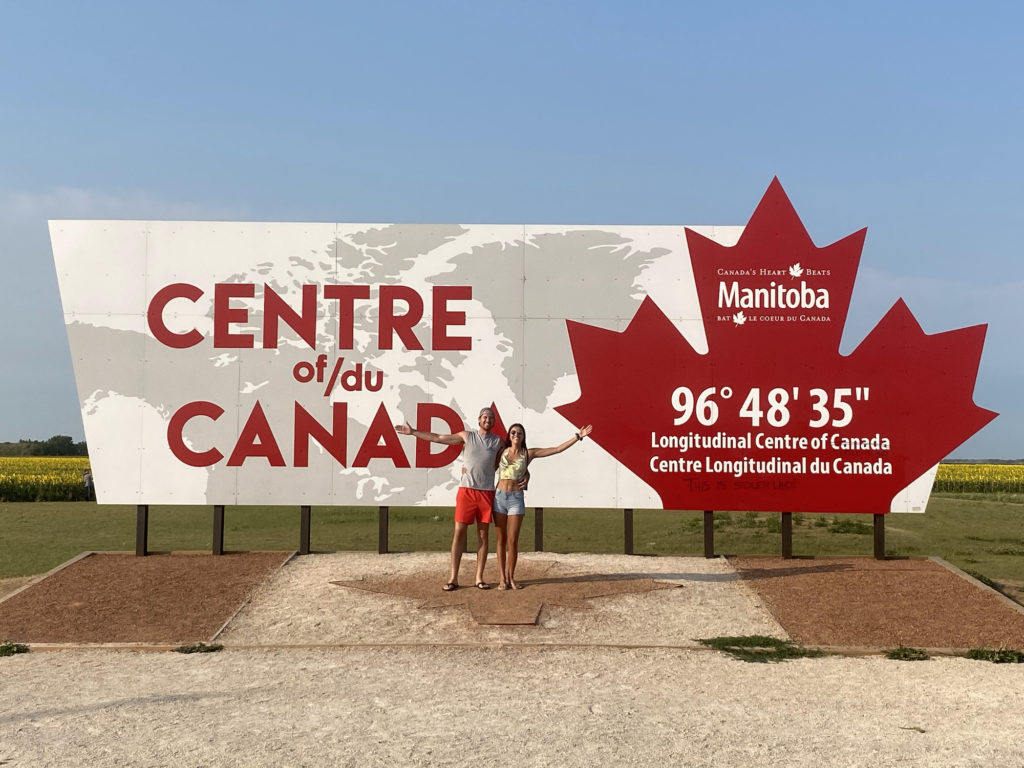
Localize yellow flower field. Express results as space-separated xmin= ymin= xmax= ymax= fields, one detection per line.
xmin=933 ymin=463 xmax=1024 ymax=495
xmin=0 ymin=457 xmax=93 ymax=502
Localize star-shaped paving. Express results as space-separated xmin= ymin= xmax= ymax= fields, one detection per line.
xmin=332 ymin=560 xmax=680 ymax=625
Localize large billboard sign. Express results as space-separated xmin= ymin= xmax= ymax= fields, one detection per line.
xmin=50 ymin=180 xmax=995 ymax=511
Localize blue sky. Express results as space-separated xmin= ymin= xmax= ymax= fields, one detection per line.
xmin=2 ymin=1 xmax=1021 ymax=458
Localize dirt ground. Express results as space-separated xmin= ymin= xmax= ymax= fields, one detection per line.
xmin=729 ymin=556 xmax=1024 ymax=649
xmin=3 ymin=551 xmax=1024 ymax=767
xmin=0 ymin=551 xmax=291 ymax=644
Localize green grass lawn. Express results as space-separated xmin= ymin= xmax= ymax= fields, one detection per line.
xmin=2 ymin=495 xmax=1023 ymax=584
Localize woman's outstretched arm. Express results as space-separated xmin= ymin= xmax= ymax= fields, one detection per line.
xmin=528 ymin=424 xmax=592 ymax=459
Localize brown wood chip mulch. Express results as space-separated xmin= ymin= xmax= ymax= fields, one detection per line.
xmin=729 ymin=556 xmax=1024 ymax=649
xmin=0 ymin=551 xmax=292 ymax=645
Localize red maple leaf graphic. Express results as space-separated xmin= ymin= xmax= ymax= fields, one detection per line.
xmin=556 ymin=179 xmax=997 ymax=514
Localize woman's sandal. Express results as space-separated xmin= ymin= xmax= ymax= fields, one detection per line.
xmin=442 ymin=582 xmax=459 ymax=592
xmin=476 ymin=582 xmax=490 ymax=590
xmin=509 ymin=581 xmax=523 ymax=590
xmin=497 ymin=582 xmax=508 ymax=590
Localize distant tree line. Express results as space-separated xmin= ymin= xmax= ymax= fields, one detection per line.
xmin=945 ymin=458 xmax=1024 ymax=465
xmin=0 ymin=435 xmax=88 ymax=457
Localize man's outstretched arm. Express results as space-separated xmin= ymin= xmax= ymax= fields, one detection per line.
xmin=395 ymin=421 xmax=466 ymax=445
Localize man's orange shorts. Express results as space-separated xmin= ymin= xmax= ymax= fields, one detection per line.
xmin=454 ymin=487 xmax=495 ymax=524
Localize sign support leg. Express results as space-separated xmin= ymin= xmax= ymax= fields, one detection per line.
xmin=135 ymin=504 xmax=148 ymax=557
xmin=378 ymin=506 xmax=389 ymax=554
xmin=703 ymin=510 xmax=715 ymax=558
xmin=624 ymin=509 xmax=634 ymax=555
xmin=873 ymin=513 xmax=885 ymax=559
xmin=781 ymin=512 xmax=793 ymax=558
xmin=213 ymin=505 xmax=224 ymax=555
xmin=299 ymin=505 xmax=311 ymax=555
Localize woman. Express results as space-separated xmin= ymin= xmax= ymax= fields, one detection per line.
xmin=493 ymin=422 xmax=593 ymax=590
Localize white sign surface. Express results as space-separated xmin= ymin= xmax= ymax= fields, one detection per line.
xmin=51 ymin=221 xmax=742 ymax=506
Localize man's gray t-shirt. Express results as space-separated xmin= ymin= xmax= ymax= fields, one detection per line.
xmin=459 ymin=430 xmax=503 ymax=491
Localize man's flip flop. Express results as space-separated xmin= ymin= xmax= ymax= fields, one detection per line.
xmin=442 ymin=582 xmax=459 ymax=592
xmin=476 ymin=582 xmax=490 ymax=590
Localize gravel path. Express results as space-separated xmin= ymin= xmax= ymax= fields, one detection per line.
xmin=218 ymin=552 xmax=785 ymax=647
xmin=3 ymin=648 xmax=1024 ymax=767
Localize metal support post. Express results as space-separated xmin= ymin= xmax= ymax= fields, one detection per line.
xmin=781 ymin=512 xmax=793 ymax=558
xmin=873 ymin=513 xmax=885 ymax=559
xmin=135 ymin=504 xmax=149 ymax=556
xmin=624 ymin=509 xmax=634 ymax=555
xmin=212 ymin=505 xmax=225 ymax=555
xmin=703 ymin=510 xmax=715 ymax=558
xmin=299 ymin=505 xmax=311 ymax=555
xmin=378 ymin=506 xmax=389 ymax=554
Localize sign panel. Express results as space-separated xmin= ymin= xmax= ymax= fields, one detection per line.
xmin=50 ymin=181 xmax=995 ymax=511
xmin=557 ymin=181 xmax=996 ymax=514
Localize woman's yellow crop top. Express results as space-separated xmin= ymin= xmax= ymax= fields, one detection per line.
xmin=498 ymin=450 xmax=528 ymax=480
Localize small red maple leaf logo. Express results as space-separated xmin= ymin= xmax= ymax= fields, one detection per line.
xmin=556 ymin=179 xmax=997 ymax=514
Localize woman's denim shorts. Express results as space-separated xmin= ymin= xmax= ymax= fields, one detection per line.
xmin=494 ymin=489 xmax=526 ymax=516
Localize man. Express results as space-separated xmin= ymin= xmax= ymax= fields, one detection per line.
xmin=396 ymin=407 xmax=503 ymax=591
